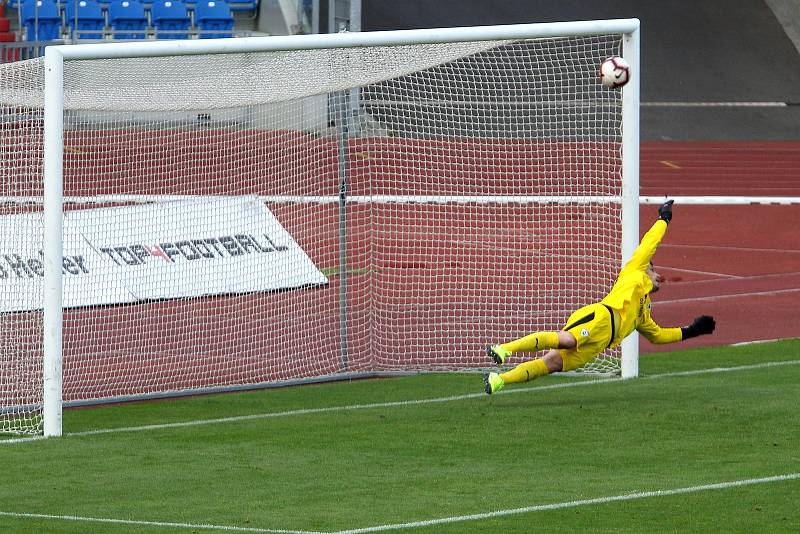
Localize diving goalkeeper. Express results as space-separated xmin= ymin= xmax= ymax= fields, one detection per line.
xmin=484 ymin=200 xmax=715 ymax=394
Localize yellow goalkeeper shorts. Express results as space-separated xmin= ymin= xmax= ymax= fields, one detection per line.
xmin=557 ymin=302 xmax=616 ymax=371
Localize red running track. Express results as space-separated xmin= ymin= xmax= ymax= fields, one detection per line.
xmin=637 ymin=203 xmax=800 ymax=353
xmin=638 ymin=141 xmax=800 ymax=354
xmin=641 ymin=141 xmax=800 ymax=197
xmin=1 ymin=140 xmax=798 ymax=405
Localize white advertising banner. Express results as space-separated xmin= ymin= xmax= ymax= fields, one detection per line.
xmin=0 ymin=197 xmax=328 ymax=313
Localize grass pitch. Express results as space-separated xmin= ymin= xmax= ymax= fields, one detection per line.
xmin=2 ymin=339 xmax=799 ymax=533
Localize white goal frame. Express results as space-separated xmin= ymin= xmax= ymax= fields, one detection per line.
xmin=41 ymin=19 xmax=641 ymax=437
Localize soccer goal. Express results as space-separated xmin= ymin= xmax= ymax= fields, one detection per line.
xmin=0 ymin=19 xmax=640 ymax=437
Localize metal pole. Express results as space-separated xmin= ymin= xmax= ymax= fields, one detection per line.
xmin=336 ymin=90 xmax=349 ymax=372
xmin=42 ymin=46 xmax=64 ymax=437
xmin=620 ymin=24 xmax=641 ymax=379
xmin=347 ymin=0 xmax=360 ymax=136
xmin=311 ymin=0 xmax=319 ymax=34
xmin=348 ymin=0 xmax=360 ymax=32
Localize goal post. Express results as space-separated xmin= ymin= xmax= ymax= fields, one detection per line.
xmin=43 ymin=47 xmax=65 ymax=438
xmin=1 ymin=19 xmax=641 ymax=438
xmin=620 ymin=24 xmax=641 ymax=380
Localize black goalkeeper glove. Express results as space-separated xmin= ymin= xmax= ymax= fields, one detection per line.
xmin=658 ymin=199 xmax=674 ymax=224
xmin=681 ymin=315 xmax=716 ymax=340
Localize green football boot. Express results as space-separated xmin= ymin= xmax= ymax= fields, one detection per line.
xmin=486 ymin=345 xmax=511 ymax=365
xmin=483 ymin=372 xmax=505 ymax=395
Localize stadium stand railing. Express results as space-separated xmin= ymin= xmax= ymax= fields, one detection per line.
xmin=0 ymin=40 xmax=49 ymax=61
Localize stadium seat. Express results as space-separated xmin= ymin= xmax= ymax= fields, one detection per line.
xmin=226 ymin=0 xmax=256 ymax=13
xmin=150 ymin=0 xmax=190 ymax=39
xmin=21 ymin=0 xmax=62 ymax=41
xmin=107 ymin=0 xmax=148 ymax=39
xmin=193 ymin=0 xmax=233 ymax=39
xmin=64 ymin=0 xmax=106 ymax=40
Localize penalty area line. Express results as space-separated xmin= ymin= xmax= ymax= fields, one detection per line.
xmin=332 ymin=472 xmax=800 ymax=533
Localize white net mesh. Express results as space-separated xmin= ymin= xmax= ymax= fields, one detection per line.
xmin=0 ymin=33 xmax=626 ymax=435
xmin=1 ymin=60 xmax=46 ymax=434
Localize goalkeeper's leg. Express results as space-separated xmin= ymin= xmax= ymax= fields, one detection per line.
xmin=487 ymin=331 xmax=574 ymax=365
xmin=484 ymin=349 xmax=565 ymax=394
xmin=500 ymin=349 xmax=564 ymax=385
xmin=501 ymin=331 xmax=562 ymax=354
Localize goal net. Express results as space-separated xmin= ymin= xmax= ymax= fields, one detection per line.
xmin=0 ymin=21 xmax=639 ymax=436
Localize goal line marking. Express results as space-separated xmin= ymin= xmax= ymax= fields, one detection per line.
xmin=1 ymin=472 xmax=798 ymax=533
xmin=2 ymin=359 xmax=799 ymax=445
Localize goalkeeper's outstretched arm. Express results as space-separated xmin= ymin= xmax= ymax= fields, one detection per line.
xmin=638 ymin=315 xmax=716 ymax=345
xmin=622 ymin=199 xmax=675 ymax=273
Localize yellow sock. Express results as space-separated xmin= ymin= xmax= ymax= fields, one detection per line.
xmin=500 ymin=358 xmax=549 ymax=385
xmin=501 ymin=331 xmax=559 ymax=353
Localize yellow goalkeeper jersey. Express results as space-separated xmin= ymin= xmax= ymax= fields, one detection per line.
xmin=601 ymin=219 xmax=682 ymax=347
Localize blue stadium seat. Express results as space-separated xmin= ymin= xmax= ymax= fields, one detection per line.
xmin=21 ymin=0 xmax=62 ymax=41
xmin=108 ymin=0 xmax=148 ymax=39
xmin=193 ymin=0 xmax=233 ymax=39
xmin=226 ymin=0 xmax=256 ymax=13
xmin=150 ymin=0 xmax=190 ymax=39
xmin=64 ymin=0 xmax=106 ymax=40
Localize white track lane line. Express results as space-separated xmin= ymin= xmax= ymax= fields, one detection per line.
xmin=3 ymin=359 xmax=799 ymax=445
xmin=657 ymin=265 xmax=743 ymax=279
xmin=657 ymin=287 xmax=800 ymax=304
xmin=659 ymin=271 xmax=800 ymax=285
xmin=662 ymin=243 xmax=800 ymax=255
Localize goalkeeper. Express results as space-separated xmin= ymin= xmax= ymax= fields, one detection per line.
xmin=484 ymin=200 xmax=715 ymax=394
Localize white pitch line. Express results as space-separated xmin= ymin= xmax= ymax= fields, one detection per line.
xmin=2 ymin=365 xmax=800 ymax=533
xmin=731 ymin=338 xmax=787 ymax=347
xmin=2 ymin=473 xmax=798 ymax=534
xmin=332 ymin=473 xmax=800 ymax=533
xmin=3 ymin=359 xmax=800 ymax=446
xmin=0 ymin=511 xmax=321 ymax=534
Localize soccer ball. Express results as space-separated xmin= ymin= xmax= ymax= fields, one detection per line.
xmin=599 ymin=56 xmax=631 ymax=88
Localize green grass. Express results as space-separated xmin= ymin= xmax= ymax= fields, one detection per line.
xmin=2 ymin=340 xmax=800 ymax=533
